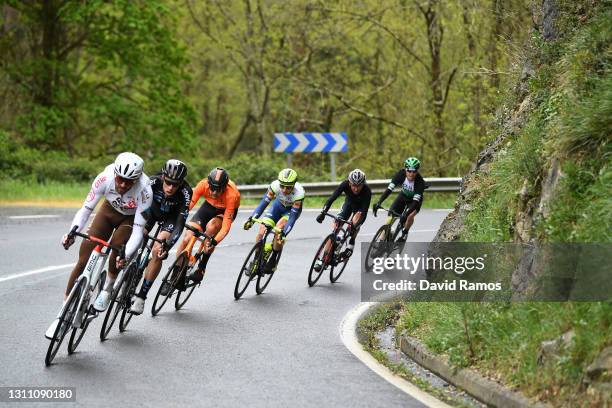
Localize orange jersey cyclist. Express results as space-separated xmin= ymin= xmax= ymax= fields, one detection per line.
xmin=46 ymin=152 xmax=153 ymax=339
xmin=243 ymin=168 xmax=305 ymax=274
xmin=174 ymin=167 xmax=241 ymax=285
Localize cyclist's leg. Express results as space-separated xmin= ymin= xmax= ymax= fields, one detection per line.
xmin=402 ymin=199 xmax=422 ymax=233
xmin=187 ymin=201 xmax=220 ymax=282
xmin=177 ymin=203 xmax=210 ymax=253
xmin=64 ymin=201 xmax=115 ymax=297
xmin=140 ymin=226 xmax=173 ymax=296
xmin=259 ymin=200 xmax=284 ymax=244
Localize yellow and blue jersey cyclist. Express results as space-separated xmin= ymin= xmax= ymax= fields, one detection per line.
xmin=243 ymin=168 xmax=305 ymax=274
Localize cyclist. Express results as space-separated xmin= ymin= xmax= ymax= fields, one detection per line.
xmin=176 ymin=167 xmax=240 ymax=284
xmin=243 ymin=168 xmax=305 ymax=274
xmin=129 ymin=159 xmax=192 ymax=315
xmin=45 ymin=152 xmax=152 ymax=339
xmin=314 ymin=169 xmax=371 ymax=271
xmin=372 ymin=157 xmax=425 ymax=242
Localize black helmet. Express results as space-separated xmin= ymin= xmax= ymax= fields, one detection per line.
xmin=208 ymin=167 xmax=229 ymax=192
xmin=162 ymin=159 xmax=188 ymax=182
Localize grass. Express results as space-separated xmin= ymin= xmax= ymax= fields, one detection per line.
xmin=0 ymin=178 xmax=458 ymax=209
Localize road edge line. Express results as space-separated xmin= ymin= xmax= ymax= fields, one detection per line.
xmin=339 ymin=302 xmax=452 ymax=408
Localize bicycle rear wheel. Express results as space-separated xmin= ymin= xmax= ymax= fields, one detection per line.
xmin=308 ymin=235 xmax=334 ymax=287
xmin=256 ymin=247 xmax=281 ymax=295
xmin=234 ymin=243 xmax=261 ymax=300
xmin=152 ymin=253 xmax=186 ymax=316
xmin=45 ymin=278 xmax=85 ymax=366
xmin=119 ymin=264 xmax=143 ymax=331
xmin=100 ymin=269 xmax=128 ymax=340
xmin=67 ymin=272 xmax=105 ymax=354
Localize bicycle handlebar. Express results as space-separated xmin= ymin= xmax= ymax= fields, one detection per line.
xmin=185 ymin=223 xmax=214 ymax=241
xmin=378 ymin=206 xmax=403 ymax=218
xmin=68 ymin=226 xmax=125 ymax=257
xmin=324 ymin=212 xmax=355 ymax=228
xmin=251 ymin=217 xmax=282 ymax=234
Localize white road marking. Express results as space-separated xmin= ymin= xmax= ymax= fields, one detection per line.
xmin=340 ymin=302 xmax=451 ymax=408
xmin=8 ymin=214 xmax=60 ymax=220
xmin=0 ymin=264 xmax=74 ymax=283
xmin=432 ymin=209 xmax=453 ymax=212
xmin=360 ymin=229 xmax=437 ymax=237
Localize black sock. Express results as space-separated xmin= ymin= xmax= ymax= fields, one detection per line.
xmin=269 ymin=249 xmax=279 ymax=264
xmin=138 ymin=279 xmax=154 ymax=299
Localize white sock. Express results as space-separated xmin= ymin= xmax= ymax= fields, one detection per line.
xmin=104 ymin=277 xmax=116 ymax=292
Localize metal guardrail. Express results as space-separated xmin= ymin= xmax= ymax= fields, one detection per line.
xmin=238 ymin=177 xmax=462 ymax=199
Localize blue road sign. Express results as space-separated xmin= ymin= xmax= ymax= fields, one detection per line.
xmin=273 ymin=132 xmax=348 ymax=153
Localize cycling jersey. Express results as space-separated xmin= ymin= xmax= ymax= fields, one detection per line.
xmin=146 ymin=174 xmax=193 ymax=247
xmin=189 ymin=179 xmax=240 ymax=243
xmin=323 ymin=180 xmax=372 ymax=214
xmin=252 ymin=181 xmax=305 ymax=235
xmin=69 ymin=164 xmax=153 ymax=258
xmin=388 ymin=169 xmax=426 ymax=202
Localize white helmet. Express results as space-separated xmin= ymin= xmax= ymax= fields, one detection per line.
xmin=114 ymin=152 xmax=144 ymax=180
xmin=348 ymin=168 xmax=366 ymax=185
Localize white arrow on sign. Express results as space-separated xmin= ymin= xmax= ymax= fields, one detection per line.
xmin=274 ymin=133 xmax=290 ymax=152
xmin=295 ymin=133 xmax=310 ymax=152
xmin=329 ymin=133 xmax=347 ymax=152
xmin=313 ymin=133 xmax=327 ymax=151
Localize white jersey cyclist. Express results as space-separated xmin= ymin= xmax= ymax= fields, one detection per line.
xmin=70 ymin=163 xmax=153 ymax=259
xmin=268 ymin=179 xmax=305 ymax=207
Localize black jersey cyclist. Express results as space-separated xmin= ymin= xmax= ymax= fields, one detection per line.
xmin=372 ymin=157 xmax=425 ymax=242
xmin=315 ymin=169 xmax=371 ymax=270
xmin=130 ymin=159 xmax=192 ymax=315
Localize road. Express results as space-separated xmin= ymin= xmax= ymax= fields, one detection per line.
xmin=0 ymin=207 xmax=449 ymax=407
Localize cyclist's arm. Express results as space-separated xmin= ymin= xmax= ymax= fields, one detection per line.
xmin=215 ymin=193 xmax=240 ymax=243
xmin=168 ymin=186 xmax=193 ymax=247
xmin=322 ymin=181 xmax=346 ymax=212
xmin=282 ymin=200 xmax=303 ymax=235
xmin=125 ymin=186 xmax=153 ymax=259
xmin=405 ymin=176 xmax=425 ymax=215
xmin=69 ymin=171 xmax=107 ymax=232
xmin=252 ymin=189 xmax=274 ymax=218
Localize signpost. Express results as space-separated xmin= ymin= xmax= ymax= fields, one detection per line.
xmin=273 ymin=132 xmax=348 ymax=181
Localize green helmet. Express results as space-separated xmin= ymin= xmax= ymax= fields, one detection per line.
xmin=404 ymin=157 xmax=421 ymax=171
xmin=278 ymin=168 xmax=298 ymax=186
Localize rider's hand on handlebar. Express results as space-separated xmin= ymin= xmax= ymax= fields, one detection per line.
xmin=61 ymin=233 xmax=75 ymax=250
xmin=316 ymin=212 xmax=326 ymax=224
xmin=115 ymin=256 xmax=126 ymax=270
xmin=243 ymin=216 xmax=254 ymax=230
xmin=372 ymin=203 xmax=381 ymax=217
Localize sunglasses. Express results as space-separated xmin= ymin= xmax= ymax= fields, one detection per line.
xmin=405 ymin=169 xmax=417 ymax=173
xmin=115 ymin=175 xmax=136 ymax=185
xmin=164 ymin=178 xmax=180 ymax=187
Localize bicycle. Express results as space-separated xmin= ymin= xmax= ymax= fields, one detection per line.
xmin=364 ymin=206 xmax=408 ymax=271
xmin=45 ymin=227 xmax=123 ymax=366
xmin=234 ymin=217 xmax=283 ymax=300
xmin=100 ymin=223 xmax=165 ymax=340
xmin=151 ymin=224 xmax=211 ymax=315
xmin=308 ymin=213 xmax=355 ymax=287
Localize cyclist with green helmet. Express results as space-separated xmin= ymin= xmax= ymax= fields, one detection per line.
xmin=243 ymin=168 xmax=305 ymax=274
xmin=372 ymin=157 xmax=425 ymax=242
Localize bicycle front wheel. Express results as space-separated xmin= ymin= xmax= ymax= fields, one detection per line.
xmin=308 ymin=235 xmax=335 ymax=287
xmin=45 ymin=278 xmax=85 ymax=366
xmin=256 ymin=247 xmax=281 ymax=295
xmin=119 ymin=264 xmax=143 ymax=331
xmin=175 ymin=267 xmax=198 ymax=311
xmin=100 ymin=269 xmax=128 ymax=340
xmin=364 ymin=225 xmax=389 ymax=271
xmin=152 ymin=253 xmax=187 ymax=316
xmin=68 ymin=271 xmax=105 ymax=354
xmin=234 ymin=243 xmax=261 ymax=300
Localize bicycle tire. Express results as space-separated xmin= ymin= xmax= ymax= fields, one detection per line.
xmin=68 ymin=271 xmax=105 ymax=354
xmin=119 ymin=263 xmax=143 ymax=331
xmin=45 ymin=278 xmax=85 ymax=366
xmin=364 ymin=225 xmax=389 ymax=271
xmin=100 ymin=269 xmax=128 ymax=340
xmin=256 ymin=246 xmax=281 ymax=295
xmin=308 ymin=235 xmax=335 ymax=287
xmin=151 ymin=253 xmax=187 ymax=316
xmin=234 ymin=243 xmax=261 ymax=300
xmin=175 ymin=265 xmax=198 ymax=310
xmin=330 ymin=237 xmax=350 ymax=283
